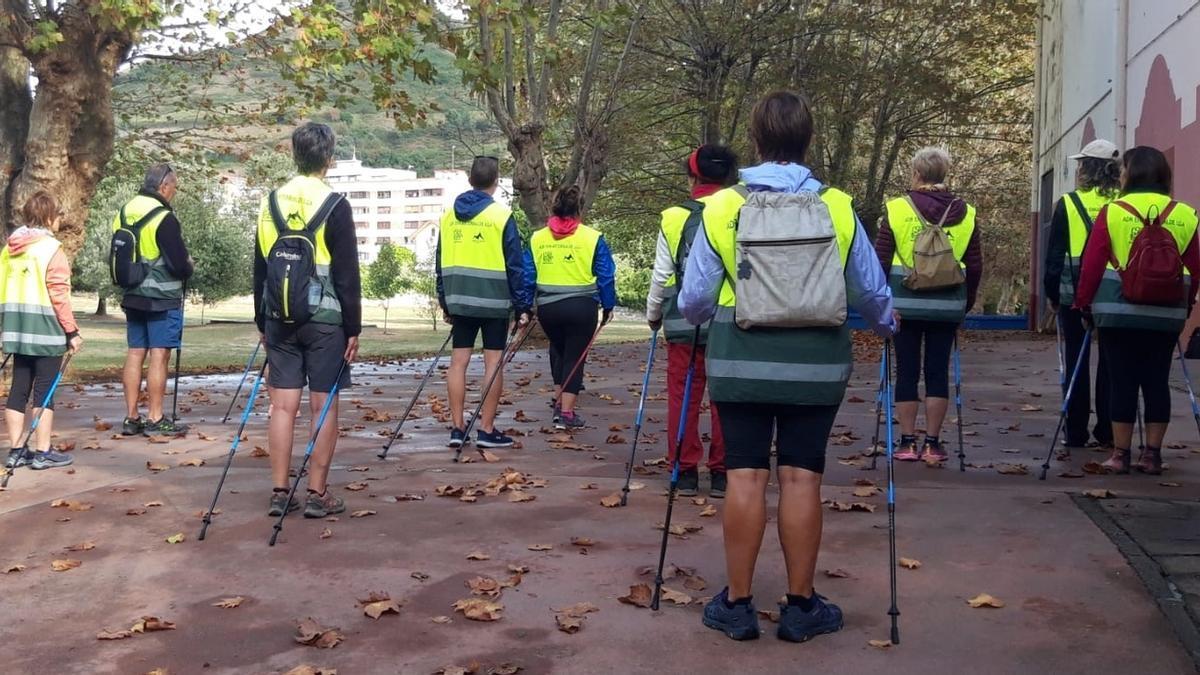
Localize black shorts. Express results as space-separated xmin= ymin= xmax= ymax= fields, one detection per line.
xmin=451 ymin=315 xmax=508 ymax=351
xmin=718 ymin=402 xmax=840 ymax=473
xmin=6 ymin=354 xmax=63 ymax=412
xmin=265 ymin=321 xmax=352 ymax=392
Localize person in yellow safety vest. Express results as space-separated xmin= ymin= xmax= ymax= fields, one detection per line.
xmin=253 ymin=122 xmax=363 ymax=520
xmin=874 ymin=147 xmax=983 ymax=463
xmin=114 ymin=164 xmax=193 ymax=438
xmin=1075 ymin=146 xmax=1200 ymax=475
xmin=1043 ymin=139 xmax=1121 ymax=452
xmin=1 ymin=192 xmax=83 ymax=471
xmin=436 ymin=156 xmax=532 ymax=451
xmin=522 ymin=186 xmax=617 ymax=430
xmin=645 ymin=144 xmax=739 ymax=499
xmin=679 ymin=91 xmax=897 ymax=644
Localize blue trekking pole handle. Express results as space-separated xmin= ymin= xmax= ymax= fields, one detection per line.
xmin=670 ymin=349 xmax=698 ymax=484
xmin=634 ymin=332 xmax=659 ymax=429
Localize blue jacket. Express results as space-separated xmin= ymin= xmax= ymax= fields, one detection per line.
xmin=522 ymin=228 xmax=617 ymax=310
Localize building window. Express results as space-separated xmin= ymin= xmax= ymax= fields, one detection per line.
xmin=377 ymin=191 xmax=391 ymax=199
xmin=354 ymin=221 xmax=368 ymax=230
xmin=422 ymin=188 xmax=443 ymax=197
xmin=357 ymin=237 xmax=368 ymax=246
xmin=376 ymin=237 xmax=390 ymax=245
xmin=357 ymin=252 xmax=369 ymax=262
xmin=353 ymin=206 xmax=369 ymax=215
xmin=349 ymin=191 xmax=368 ymax=199
xmin=378 ymin=221 xmax=391 ymax=230
xmin=405 ymin=221 xmax=420 ymax=229
xmin=405 ymin=205 xmax=421 ymax=213
xmin=405 ymin=190 xmax=419 ymax=198
xmin=378 ymin=206 xmax=392 ymax=215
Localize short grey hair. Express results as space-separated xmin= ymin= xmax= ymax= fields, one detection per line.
xmin=292 ymin=122 xmax=337 ymax=175
xmin=142 ymin=163 xmax=175 ymax=193
xmin=911 ymin=146 xmax=952 ymax=185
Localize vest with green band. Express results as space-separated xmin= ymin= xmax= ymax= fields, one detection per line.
xmin=703 ymin=185 xmax=858 ymax=405
xmin=0 ymin=236 xmax=67 ymax=357
xmin=1093 ymin=193 xmax=1198 ymax=333
xmin=660 ymin=198 xmax=710 ymax=344
xmin=529 ymin=225 xmax=601 ymax=306
xmin=1058 ymin=188 xmax=1112 ymax=306
xmin=111 ymin=194 xmax=181 ymax=301
xmin=256 ymin=175 xmax=343 ymax=326
xmin=885 ymin=196 xmax=977 ymax=323
xmin=439 ymin=202 xmax=513 ymax=319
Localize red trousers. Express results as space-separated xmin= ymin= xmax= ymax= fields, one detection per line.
xmin=665 ymin=342 xmax=725 ymax=472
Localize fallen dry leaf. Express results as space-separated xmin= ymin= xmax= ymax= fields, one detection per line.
xmin=508 ymin=491 xmax=536 ymax=503
xmin=65 ymin=541 xmax=96 ymax=552
xmin=249 ymin=446 xmax=269 ymax=458
xmin=96 ymin=629 xmax=132 ymax=640
xmin=967 ymin=593 xmax=1005 ymax=609
xmin=94 ymin=419 xmax=113 ymax=431
xmin=605 ymin=434 xmax=628 ymax=445
xmin=758 ymin=608 xmax=781 ymax=623
xmin=362 ymin=599 xmax=402 ymax=619
xmin=659 ymin=587 xmax=693 ymax=605
xmin=996 ymin=463 xmax=1030 ymax=476
xmin=571 ymin=537 xmax=595 ymax=547
xmin=283 ymin=666 xmax=338 ymax=675
xmin=350 ymin=510 xmax=377 ymax=518
xmin=213 ymin=596 xmax=244 ymax=609
xmin=1159 ymin=481 xmax=1182 ymax=487
xmin=165 ymin=533 xmax=185 ymax=544
xmin=553 ymin=602 xmax=599 ymax=618
xmin=1020 ymin=404 xmax=1043 ymax=412
xmin=51 ymin=499 xmax=93 ymax=511
xmin=852 ymin=486 xmax=881 ymax=498
xmin=824 ymin=568 xmax=851 ymax=579
xmin=618 ymin=583 xmax=653 ymax=608
xmin=466 ymin=551 xmax=491 ymax=560
xmin=143 ymin=501 xmax=164 ymax=507
xmin=4 ymin=563 xmax=27 ymax=573
xmin=431 ymin=615 xmax=452 ymax=624
xmin=452 ymin=598 xmax=504 ymax=621
xmin=599 ymin=494 xmax=622 ymax=508
xmin=480 ymin=450 xmax=501 ymax=463
xmin=411 ymin=571 xmax=430 ymax=581
xmin=131 ymin=616 xmax=176 ymax=633
xmin=868 ymin=639 xmax=892 ymax=650
xmin=178 ymin=457 xmax=205 ymax=467
xmin=1083 ymin=489 xmax=1115 ymax=499
xmin=579 ymin=483 xmax=599 ymax=490
xmin=146 ymin=462 xmax=169 ymax=472
xmin=1082 ymin=461 xmax=1108 ymax=475
xmin=126 ymin=508 xmax=147 ymax=516
xmin=467 ymin=577 xmax=502 ymax=597
xmin=344 ymin=482 xmax=368 ymax=492
xmin=898 ymin=557 xmax=921 ymax=570
xmin=555 ymin=613 xmax=584 ymax=633
xmin=319 ymin=528 xmax=333 ymax=539
xmin=294 ymin=618 xmax=343 ymax=648
xmin=51 ymin=559 xmax=81 ymax=572
xmin=527 ymin=544 xmax=553 ymax=551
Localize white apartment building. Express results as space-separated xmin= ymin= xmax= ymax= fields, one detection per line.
xmin=325 ymin=159 xmax=514 ymax=265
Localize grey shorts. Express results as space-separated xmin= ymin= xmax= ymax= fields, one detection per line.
xmin=265 ymin=321 xmax=352 ymax=392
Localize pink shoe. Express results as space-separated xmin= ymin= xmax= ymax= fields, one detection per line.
xmin=894 ymin=440 xmax=920 ymax=462
xmin=922 ymin=439 xmax=949 ymax=463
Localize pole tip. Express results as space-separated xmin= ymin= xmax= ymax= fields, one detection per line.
xmin=890 ymin=627 xmax=900 ymax=644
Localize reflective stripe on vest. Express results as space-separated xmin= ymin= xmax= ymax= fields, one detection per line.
xmin=112 ymin=194 xmax=182 ymax=301
xmin=530 ymin=225 xmax=601 ymax=306
xmin=438 ymin=201 xmax=513 ymax=319
xmin=1059 ymin=188 xmax=1112 ymax=305
xmin=660 ymin=200 xmax=711 ymax=344
xmin=702 ymin=185 xmax=857 ymax=405
xmin=1093 ymin=194 xmax=1198 ymax=332
xmin=885 ymin=196 xmax=977 ymax=324
xmin=0 ymin=236 xmax=67 ymax=356
xmin=256 ymin=175 xmax=344 ymax=325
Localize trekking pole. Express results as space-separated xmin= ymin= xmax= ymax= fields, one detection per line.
xmin=869 ymin=350 xmax=887 ymax=471
xmin=378 ymin=331 xmax=453 ymax=460
xmin=171 ymin=283 xmax=187 ymax=422
xmin=952 ymin=335 xmax=967 ymax=472
xmin=454 ymin=318 xmax=538 ymax=463
xmin=1176 ymin=339 xmax=1200 ymax=439
xmin=199 ymin=361 xmax=267 ymax=541
xmin=619 ymin=330 xmax=660 ymax=506
xmin=1040 ymin=328 xmax=1092 ymax=480
xmin=1054 ymin=315 xmax=1066 ymax=391
xmin=552 ymin=322 xmax=606 ymax=410
xmin=1 ymin=353 xmax=73 ymax=488
xmin=222 ymin=342 xmax=261 ymax=424
xmin=1136 ymin=403 xmax=1145 ymax=452
xmin=651 ymin=326 xmax=701 ymax=611
xmin=884 ymin=339 xmax=900 ymax=644
xmin=269 ymin=360 xmax=348 ymax=546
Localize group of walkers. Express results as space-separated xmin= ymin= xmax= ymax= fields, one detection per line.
xmin=1 ymin=88 xmax=1197 ymax=646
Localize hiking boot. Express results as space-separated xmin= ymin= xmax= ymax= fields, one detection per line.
xmin=5 ymin=447 xmax=31 ymax=469
xmin=1101 ymin=447 xmax=1131 ymax=475
xmin=267 ymin=491 xmax=300 ymax=517
xmin=676 ymin=468 xmax=700 ymax=497
xmin=894 ymin=438 xmax=921 ymax=461
xmin=1134 ymin=447 xmax=1163 ymax=475
xmin=304 ymin=491 xmax=345 ymax=519
xmin=702 ymin=588 xmax=760 ymax=641
xmin=447 ymin=427 xmax=466 ymax=449
xmin=143 ymin=417 xmax=189 ymax=437
xmin=922 ymin=439 xmax=949 ymax=463
xmin=556 ymin=411 xmax=585 ymax=430
xmin=122 ymin=416 xmax=146 ymax=436
xmin=476 ymin=428 xmax=515 ymax=448
xmin=709 ymin=471 xmax=727 ymax=499
xmin=30 ymin=449 xmax=74 ymax=470
xmin=777 ymin=593 xmax=844 ymax=643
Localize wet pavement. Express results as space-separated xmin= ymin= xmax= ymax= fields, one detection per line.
xmin=1 ymin=333 xmax=1199 ymax=674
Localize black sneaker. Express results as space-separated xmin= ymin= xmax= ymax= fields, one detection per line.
xmin=676 ymin=468 xmax=699 ymax=497
xmin=5 ymin=447 xmax=30 ymax=469
xmin=30 ymin=449 xmax=74 ymax=470
xmin=304 ymin=490 xmax=345 ymax=518
xmin=555 ymin=411 xmax=585 ymax=430
xmin=476 ymin=428 xmax=514 ymax=448
xmin=702 ymin=587 xmax=760 ymax=641
xmin=709 ymin=471 xmax=727 ymax=499
xmin=776 ymin=593 xmax=844 ymax=643
xmin=143 ymin=418 xmax=189 ymax=437
xmin=448 ymin=427 xmax=466 ymax=449
xmin=122 ymin=416 xmax=146 ymax=436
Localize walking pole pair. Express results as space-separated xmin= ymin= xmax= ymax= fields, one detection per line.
xmin=883 ymin=339 xmax=901 ymax=644
xmin=1 ymin=353 xmax=73 ymax=488
xmin=171 ymin=282 xmax=188 ymax=423
xmin=869 ymin=351 xmax=887 ymax=471
xmin=1176 ymin=340 xmax=1200 ymax=439
xmin=199 ymin=361 xmax=269 ymax=540
xmin=222 ymin=342 xmax=262 ymax=424
xmin=952 ymin=336 xmax=967 ymax=472
xmin=1040 ymin=328 xmax=1092 ymax=480
xmin=619 ymin=330 xmax=659 ymax=506
xmin=378 ymin=332 xmax=454 ymax=460
xmin=651 ymin=326 xmax=701 ymax=611
xmin=269 ymin=361 xmax=349 ymax=546
xmin=454 ymin=318 xmax=539 ymax=463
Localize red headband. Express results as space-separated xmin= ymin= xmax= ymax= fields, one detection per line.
xmin=688 ymin=148 xmax=702 ymax=179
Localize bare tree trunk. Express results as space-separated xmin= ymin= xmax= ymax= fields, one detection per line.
xmin=508 ymin=126 xmax=552 ymax=227
xmin=0 ymin=47 xmax=31 ymax=234
xmin=95 ymin=294 xmax=107 ymax=317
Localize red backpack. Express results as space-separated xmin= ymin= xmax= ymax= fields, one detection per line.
xmin=1112 ymin=200 xmax=1184 ymax=306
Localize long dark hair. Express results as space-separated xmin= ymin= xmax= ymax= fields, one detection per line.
xmin=1077 ymin=157 xmax=1120 ymax=198
xmin=1121 ymin=146 xmax=1173 ymax=196
xmin=552 ymin=185 xmax=582 ymax=219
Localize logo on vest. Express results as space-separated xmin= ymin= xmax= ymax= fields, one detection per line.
xmin=563 ymin=254 xmax=575 ymax=262
xmin=473 ymin=232 xmax=485 ymax=241
xmin=540 ymin=251 xmax=554 ymax=265
xmin=453 ymin=230 xmax=464 ymax=242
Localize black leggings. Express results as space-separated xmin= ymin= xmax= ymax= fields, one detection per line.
xmin=894 ymin=319 xmax=957 ymax=402
xmin=7 ymin=354 xmax=63 ymax=412
xmin=538 ymin=296 xmax=598 ymax=395
xmin=1099 ymin=327 xmax=1176 ymax=425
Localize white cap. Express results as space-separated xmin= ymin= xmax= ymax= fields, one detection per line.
xmin=1070 ymin=139 xmax=1120 ymax=161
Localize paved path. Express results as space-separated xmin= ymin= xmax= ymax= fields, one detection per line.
xmin=1 ymin=332 xmax=1198 ymax=674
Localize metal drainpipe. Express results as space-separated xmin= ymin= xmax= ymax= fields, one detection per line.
xmin=1115 ymin=0 xmax=1130 ymax=150
xmin=1029 ymin=0 xmax=1046 ymax=330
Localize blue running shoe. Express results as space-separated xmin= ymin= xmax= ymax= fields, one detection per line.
xmin=30 ymin=449 xmax=74 ymax=470
xmin=702 ymin=587 xmax=760 ymax=641
xmin=776 ymin=593 xmax=844 ymax=643
xmin=448 ymin=427 xmax=466 ymax=449
xmin=476 ymin=428 xmax=514 ymax=448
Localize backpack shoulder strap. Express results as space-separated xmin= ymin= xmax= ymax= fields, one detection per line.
xmin=122 ymin=205 xmax=168 ymax=232
xmin=267 ymin=190 xmax=289 ymax=235
xmin=1067 ymin=192 xmax=1095 ymax=232
xmin=305 ymin=193 xmax=345 ymax=234
xmin=902 ymin=195 xmax=931 ymax=228
xmin=1113 ymin=199 xmax=1147 ymax=225
xmin=675 ymin=200 xmax=706 ymax=276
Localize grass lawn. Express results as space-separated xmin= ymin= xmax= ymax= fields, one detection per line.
xmin=63 ymin=294 xmax=648 ymax=379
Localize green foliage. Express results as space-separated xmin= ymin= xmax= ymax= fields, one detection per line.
xmin=242 ymin=150 xmax=295 ymax=192
xmin=410 ymin=253 xmax=442 ymax=330
xmin=615 ymin=256 xmax=650 ymax=312
xmin=364 ymin=242 xmax=416 ymax=332
xmin=178 ymin=182 xmax=254 ymax=308
xmin=74 ymin=178 xmax=134 ymax=305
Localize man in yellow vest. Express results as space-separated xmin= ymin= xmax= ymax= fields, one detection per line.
xmin=113 ymin=164 xmax=193 ymax=438
xmin=436 ymin=156 xmax=530 ymax=450
xmin=254 ymin=122 xmax=362 ymax=519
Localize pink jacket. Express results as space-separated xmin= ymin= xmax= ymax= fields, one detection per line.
xmin=5 ymin=227 xmax=78 ymax=335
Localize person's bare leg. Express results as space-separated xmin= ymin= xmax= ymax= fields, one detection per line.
xmin=123 ymin=349 xmax=147 ymax=419
xmin=1145 ymin=422 xmax=1168 ymax=449
xmin=306 ymin=391 xmax=340 ymax=494
xmin=1112 ymin=422 xmax=1133 ymax=451
xmin=33 ymin=409 xmax=53 ymax=451
xmin=924 ymin=397 xmax=949 ymax=438
xmin=777 ymin=466 xmax=823 ymax=597
xmin=480 ymin=349 xmax=503 ymax=432
xmin=561 ymin=392 xmax=578 ymax=414
xmin=5 ymin=409 xmax=24 ymax=448
xmin=147 ymin=348 xmax=170 ymax=421
xmin=723 ymin=468 xmax=769 ymax=600
xmin=268 ymin=387 xmax=302 ymax=490
xmin=896 ymin=401 xmax=919 ymax=436
xmin=448 ymin=348 xmax=471 ymax=429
